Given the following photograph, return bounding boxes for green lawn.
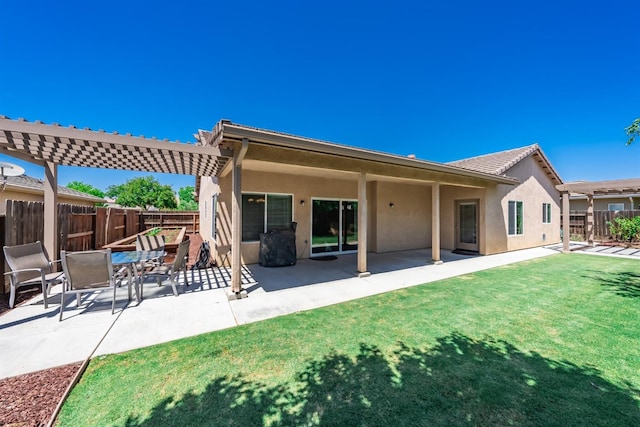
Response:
[57,254,640,426]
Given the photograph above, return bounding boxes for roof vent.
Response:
[407,154,416,159]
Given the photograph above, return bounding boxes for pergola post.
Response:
[43,161,58,262]
[432,182,442,264]
[357,172,369,277]
[230,139,249,297]
[562,192,570,253]
[586,194,594,246]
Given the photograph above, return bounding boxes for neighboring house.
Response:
[0,174,104,214]
[197,121,563,266]
[569,192,640,211]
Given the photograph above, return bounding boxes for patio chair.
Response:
[3,241,64,309]
[139,239,190,298]
[136,234,165,268]
[59,248,122,321]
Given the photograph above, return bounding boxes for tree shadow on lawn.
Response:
[582,270,640,298]
[124,333,640,427]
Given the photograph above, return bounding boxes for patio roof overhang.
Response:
[0,116,233,175]
[208,121,519,186]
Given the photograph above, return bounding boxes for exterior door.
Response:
[456,200,479,252]
[311,199,358,255]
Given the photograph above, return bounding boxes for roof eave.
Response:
[221,122,519,185]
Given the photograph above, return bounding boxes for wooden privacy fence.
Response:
[2,200,199,293]
[564,210,640,240]
[141,211,199,233]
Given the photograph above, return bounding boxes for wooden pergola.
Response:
[556,178,640,250]
[0,115,232,266]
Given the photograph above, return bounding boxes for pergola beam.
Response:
[557,178,640,250]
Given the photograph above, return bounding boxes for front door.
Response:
[456,200,479,252]
[311,199,358,255]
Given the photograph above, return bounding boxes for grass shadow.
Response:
[582,270,640,298]
[122,333,640,426]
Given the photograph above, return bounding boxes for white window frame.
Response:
[508,200,524,236]
[542,202,551,224]
[608,203,624,211]
[241,192,294,242]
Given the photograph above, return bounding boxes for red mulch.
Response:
[0,362,82,427]
[0,234,205,426]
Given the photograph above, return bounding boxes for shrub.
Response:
[607,216,640,242]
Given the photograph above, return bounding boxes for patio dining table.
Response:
[111,250,164,302]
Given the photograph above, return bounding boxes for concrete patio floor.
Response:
[0,246,558,379]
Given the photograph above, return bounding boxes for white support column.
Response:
[43,162,58,262]
[357,172,369,277]
[586,194,594,246]
[432,182,442,264]
[230,139,248,298]
[562,192,570,253]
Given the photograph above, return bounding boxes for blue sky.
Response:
[1,0,639,192]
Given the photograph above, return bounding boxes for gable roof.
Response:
[4,175,105,202]
[447,143,563,186]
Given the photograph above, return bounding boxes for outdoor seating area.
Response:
[3,238,190,322]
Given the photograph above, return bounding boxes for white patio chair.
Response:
[3,241,64,309]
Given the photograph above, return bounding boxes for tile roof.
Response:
[447,143,563,185]
[447,144,540,175]
[5,175,105,202]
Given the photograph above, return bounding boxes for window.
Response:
[211,194,218,239]
[508,201,523,235]
[542,203,551,224]
[242,193,293,241]
[608,203,624,211]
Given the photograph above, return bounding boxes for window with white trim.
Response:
[242,193,293,241]
[508,200,523,235]
[608,203,624,211]
[542,203,551,224]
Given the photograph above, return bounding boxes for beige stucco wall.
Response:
[485,156,561,253]
[199,169,437,264]
[203,169,360,265]
[370,181,431,253]
[198,151,562,263]
[570,196,640,211]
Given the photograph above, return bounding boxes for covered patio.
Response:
[1,116,521,297]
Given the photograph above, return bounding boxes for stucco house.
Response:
[197,121,563,279]
[1,174,104,214]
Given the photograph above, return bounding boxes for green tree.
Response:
[625,118,640,145]
[66,181,105,198]
[105,176,177,209]
[177,186,198,210]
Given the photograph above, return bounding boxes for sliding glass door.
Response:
[311,199,358,255]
